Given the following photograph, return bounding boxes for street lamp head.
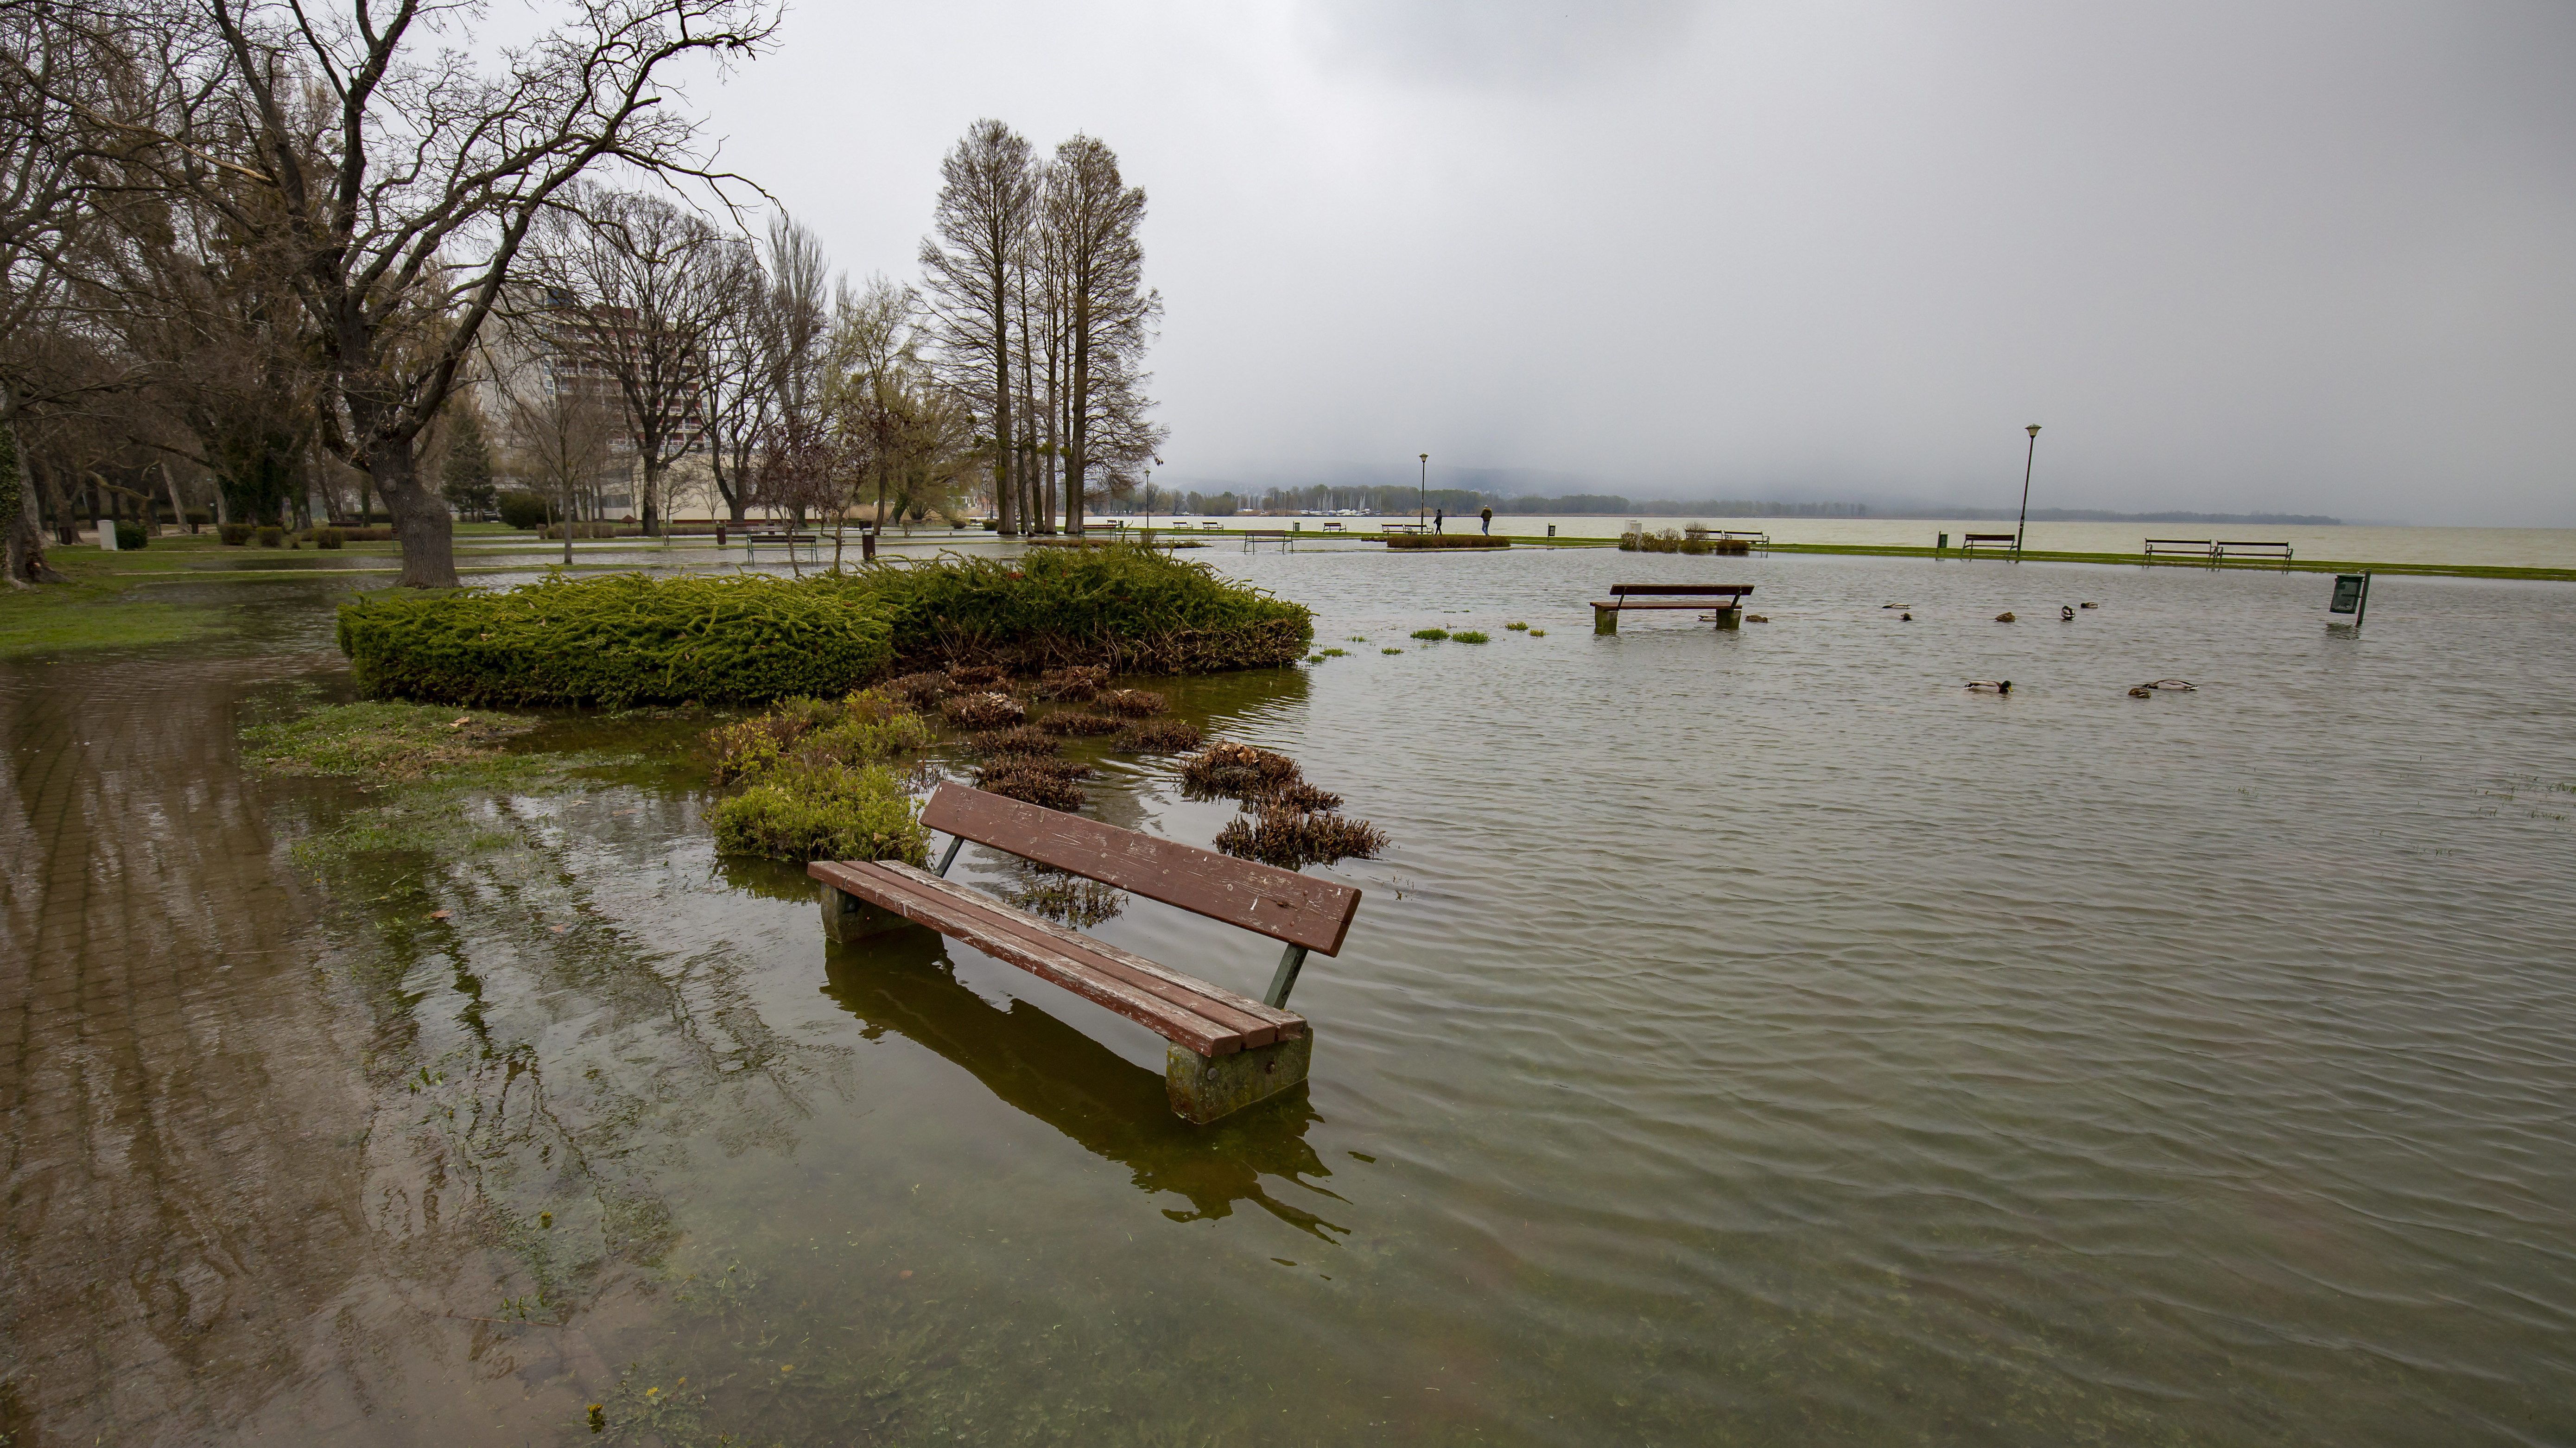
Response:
[2026,425,2042,437]
[1419,453,1428,462]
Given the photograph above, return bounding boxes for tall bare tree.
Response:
[1039,135,1159,534]
[920,120,1035,535]
[698,234,772,523]
[515,184,739,536]
[486,349,616,566]
[141,0,775,585]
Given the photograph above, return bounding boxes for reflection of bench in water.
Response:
[811,782,1363,1123]
[816,933,1344,1234]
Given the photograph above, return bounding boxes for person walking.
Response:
[1434,508,1444,534]
[1479,506,1493,536]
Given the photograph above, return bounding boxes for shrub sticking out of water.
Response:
[940,691,1025,730]
[1269,781,1343,812]
[1382,647,1403,655]
[707,689,933,785]
[1093,687,1169,718]
[1031,665,1107,700]
[1180,742,1305,803]
[882,671,955,708]
[1526,629,1546,637]
[1505,622,1529,631]
[1037,710,1124,736]
[337,573,897,707]
[1452,630,1490,644]
[974,762,1087,812]
[1410,628,1449,641]
[1305,654,1326,664]
[946,664,1008,689]
[1113,718,1203,753]
[711,761,926,864]
[1214,807,1389,870]
[1320,647,1348,657]
[814,543,1313,673]
[960,724,1061,760]
[1345,635,1367,642]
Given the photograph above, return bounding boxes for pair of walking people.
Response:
[1431,507,1497,535]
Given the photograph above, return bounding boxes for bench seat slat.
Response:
[811,860,1252,1055]
[1607,584,1753,597]
[875,863,1303,1037]
[921,784,1360,955]
[1589,600,1746,609]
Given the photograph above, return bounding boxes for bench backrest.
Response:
[1609,584,1753,598]
[920,782,1362,955]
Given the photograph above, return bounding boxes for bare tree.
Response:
[514,184,738,536]
[1042,135,1162,533]
[140,0,776,586]
[486,348,616,566]
[920,120,1035,535]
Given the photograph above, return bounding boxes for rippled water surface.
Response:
[4,553,2574,1445]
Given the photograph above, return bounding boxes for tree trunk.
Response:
[1068,292,1090,537]
[3,422,61,585]
[371,437,461,587]
[641,457,661,536]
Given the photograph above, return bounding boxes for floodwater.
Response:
[4,551,2574,1444]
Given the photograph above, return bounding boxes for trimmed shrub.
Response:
[974,761,1086,812]
[882,671,954,708]
[1214,808,1388,869]
[256,525,284,547]
[816,544,1311,673]
[940,691,1025,730]
[1180,742,1303,803]
[1113,718,1202,753]
[113,521,148,550]
[1093,687,1168,718]
[1384,533,1507,550]
[314,528,344,549]
[1037,710,1123,737]
[496,492,552,530]
[961,724,1060,760]
[711,761,926,864]
[1031,665,1106,700]
[218,523,253,546]
[338,572,895,707]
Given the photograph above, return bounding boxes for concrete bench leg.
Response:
[1166,1032,1312,1124]
[819,882,918,944]
[1594,605,1619,634]
[1713,606,1740,630]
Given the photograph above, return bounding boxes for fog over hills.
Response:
[711,1,2576,528]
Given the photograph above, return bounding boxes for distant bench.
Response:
[1591,583,1755,633]
[809,782,1361,1124]
[2144,538,2295,567]
[1961,532,2020,555]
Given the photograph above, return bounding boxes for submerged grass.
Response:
[242,701,545,781]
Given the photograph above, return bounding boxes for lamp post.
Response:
[1418,452,1428,531]
[2015,424,2041,556]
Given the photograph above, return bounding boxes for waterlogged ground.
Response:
[4,553,2575,1444]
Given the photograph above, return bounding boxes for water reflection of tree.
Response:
[309,787,858,1320]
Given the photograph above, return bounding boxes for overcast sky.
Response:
[670,0,2576,523]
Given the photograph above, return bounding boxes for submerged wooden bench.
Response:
[1591,583,1755,633]
[809,782,1362,1124]
[1961,532,2021,555]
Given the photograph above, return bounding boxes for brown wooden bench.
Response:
[2214,540,2293,567]
[808,782,1361,1124]
[1961,532,2021,555]
[1591,583,1755,633]
[2143,537,2216,563]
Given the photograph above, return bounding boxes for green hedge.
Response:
[819,544,1312,672]
[338,573,895,706]
[335,548,1308,707]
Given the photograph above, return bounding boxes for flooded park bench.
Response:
[809,782,1362,1124]
[1961,532,2021,555]
[1591,583,1755,633]
[2144,537,2217,563]
[2214,540,2295,567]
